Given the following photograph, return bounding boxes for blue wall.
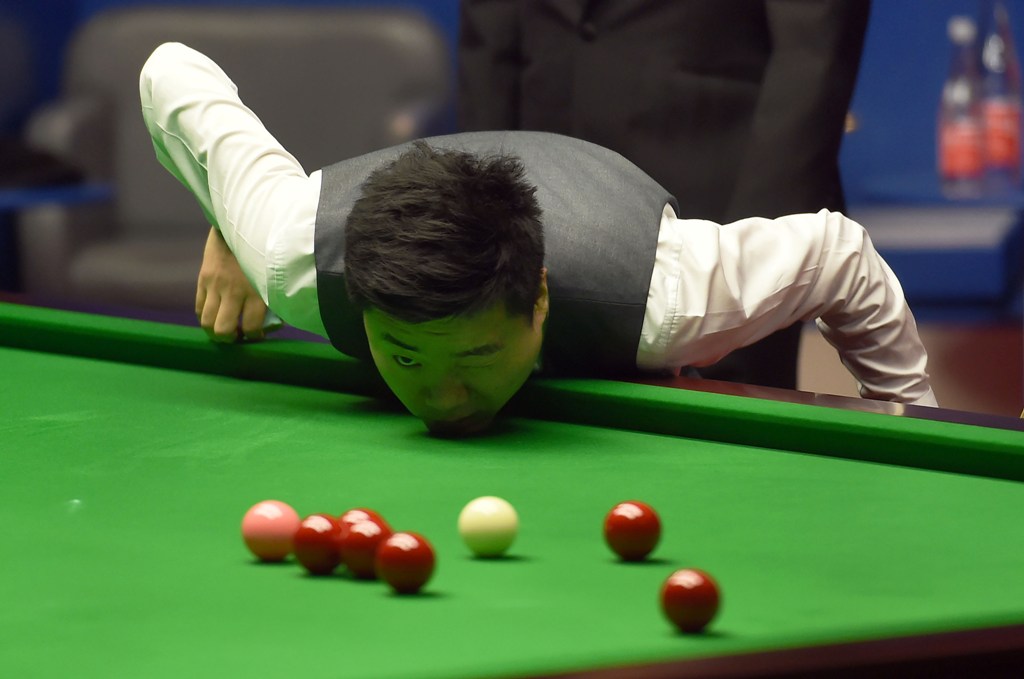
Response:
[5,0,1024,205]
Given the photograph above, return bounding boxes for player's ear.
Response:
[534,268,550,322]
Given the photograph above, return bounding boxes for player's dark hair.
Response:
[344,141,544,323]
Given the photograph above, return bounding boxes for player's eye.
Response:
[393,355,420,368]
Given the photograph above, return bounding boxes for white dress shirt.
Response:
[140,42,937,406]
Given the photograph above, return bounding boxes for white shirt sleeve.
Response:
[139,42,326,337]
[638,205,938,406]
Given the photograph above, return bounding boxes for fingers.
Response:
[240,296,269,341]
[197,288,235,343]
[196,285,271,343]
[196,256,228,342]
[195,281,207,320]
[213,289,247,342]
[195,276,245,343]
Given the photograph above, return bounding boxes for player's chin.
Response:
[425,414,495,438]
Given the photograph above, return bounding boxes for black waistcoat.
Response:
[314,131,675,376]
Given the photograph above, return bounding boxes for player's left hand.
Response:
[195,226,274,343]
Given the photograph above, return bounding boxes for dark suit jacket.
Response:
[458,0,871,389]
[458,0,870,222]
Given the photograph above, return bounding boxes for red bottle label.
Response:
[983,100,1022,169]
[940,120,985,178]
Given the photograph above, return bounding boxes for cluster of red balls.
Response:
[604,500,721,634]
[241,500,435,594]
[242,497,721,633]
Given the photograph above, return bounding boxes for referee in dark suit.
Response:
[458,0,871,389]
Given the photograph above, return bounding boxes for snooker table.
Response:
[2,301,1024,679]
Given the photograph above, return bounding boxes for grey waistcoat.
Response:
[314,131,676,377]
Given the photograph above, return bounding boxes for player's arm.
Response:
[657,209,936,406]
[140,43,244,256]
[140,42,314,340]
[808,218,936,406]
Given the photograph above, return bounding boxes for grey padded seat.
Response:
[17,6,450,311]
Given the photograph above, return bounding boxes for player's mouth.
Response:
[426,413,493,437]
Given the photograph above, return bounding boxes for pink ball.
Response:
[241,500,301,562]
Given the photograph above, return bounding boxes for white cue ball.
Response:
[458,496,519,557]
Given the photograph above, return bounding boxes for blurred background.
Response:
[0,0,1021,416]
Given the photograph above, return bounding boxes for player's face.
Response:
[363,283,549,437]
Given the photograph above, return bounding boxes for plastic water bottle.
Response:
[981,0,1022,192]
[939,16,985,199]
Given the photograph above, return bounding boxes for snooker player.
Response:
[140,42,937,436]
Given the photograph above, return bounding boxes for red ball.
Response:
[293,514,344,576]
[375,532,436,594]
[339,517,393,579]
[338,507,391,532]
[660,568,721,633]
[603,500,661,561]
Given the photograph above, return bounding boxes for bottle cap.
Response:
[949,16,977,44]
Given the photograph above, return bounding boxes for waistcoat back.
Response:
[315,131,675,376]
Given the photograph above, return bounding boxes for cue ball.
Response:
[241,499,301,562]
[660,568,721,634]
[458,496,519,557]
[603,500,661,561]
[376,531,436,594]
[293,513,345,576]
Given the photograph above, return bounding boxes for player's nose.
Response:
[423,374,470,411]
